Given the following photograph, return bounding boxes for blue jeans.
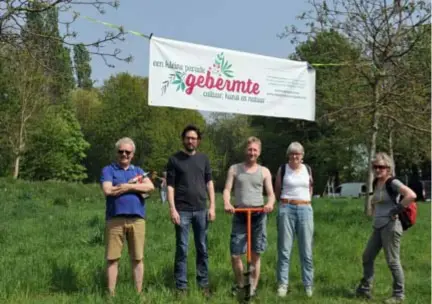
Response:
[277,203,314,287]
[174,210,209,289]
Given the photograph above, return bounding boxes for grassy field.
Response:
[0,178,430,304]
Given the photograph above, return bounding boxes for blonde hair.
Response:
[246,136,261,148]
[286,141,304,157]
[372,152,394,175]
[115,137,136,153]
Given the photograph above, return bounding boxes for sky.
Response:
[65,0,309,86]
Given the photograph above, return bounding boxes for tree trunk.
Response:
[13,113,26,179]
[13,155,20,179]
[365,83,380,215]
[389,128,395,176]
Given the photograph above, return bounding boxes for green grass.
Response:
[0,178,430,304]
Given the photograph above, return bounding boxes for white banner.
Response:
[148,36,316,121]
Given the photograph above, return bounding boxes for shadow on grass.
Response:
[87,215,105,246]
[88,230,104,246]
[146,264,176,290]
[92,265,107,296]
[320,285,358,300]
[50,262,79,294]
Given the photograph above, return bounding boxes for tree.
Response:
[24,5,76,103]
[1,0,131,67]
[280,0,431,212]
[70,88,101,132]
[0,48,48,179]
[20,103,90,182]
[73,43,93,89]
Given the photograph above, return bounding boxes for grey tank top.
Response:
[233,163,264,207]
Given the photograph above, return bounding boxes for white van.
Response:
[330,182,367,198]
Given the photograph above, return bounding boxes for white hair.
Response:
[115,137,136,152]
[286,141,304,156]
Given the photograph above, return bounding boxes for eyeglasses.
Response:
[118,150,132,155]
[185,136,198,141]
[373,165,388,170]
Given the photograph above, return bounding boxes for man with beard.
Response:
[166,125,216,297]
[100,137,155,297]
[223,136,275,298]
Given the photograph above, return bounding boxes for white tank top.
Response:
[280,164,311,201]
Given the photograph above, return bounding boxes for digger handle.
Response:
[233,207,265,213]
[233,207,265,264]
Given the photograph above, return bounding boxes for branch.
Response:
[1,0,130,68]
[13,1,65,13]
[381,113,431,133]
[318,103,373,120]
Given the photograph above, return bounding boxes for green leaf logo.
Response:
[161,71,186,95]
[214,52,234,78]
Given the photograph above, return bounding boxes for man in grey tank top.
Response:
[223,136,275,298]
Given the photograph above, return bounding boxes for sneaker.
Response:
[250,287,257,297]
[231,284,242,296]
[277,284,288,297]
[355,285,372,299]
[384,297,404,304]
[305,286,313,297]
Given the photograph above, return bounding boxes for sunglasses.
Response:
[118,150,132,155]
[373,165,388,170]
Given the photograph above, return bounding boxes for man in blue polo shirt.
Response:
[100,137,154,297]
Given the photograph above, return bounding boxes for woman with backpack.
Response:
[356,152,417,304]
[274,141,314,298]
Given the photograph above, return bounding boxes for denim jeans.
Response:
[277,203,314,287]
[174,210,209,289]
[230,212,267,255]
[359,219,404,298]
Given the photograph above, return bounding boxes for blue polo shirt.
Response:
[100,163,147,220]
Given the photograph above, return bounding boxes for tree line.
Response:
[0,1,430,200]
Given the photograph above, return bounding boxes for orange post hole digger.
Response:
[233,207,265,302]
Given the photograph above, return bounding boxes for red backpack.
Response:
[372,177,417,230]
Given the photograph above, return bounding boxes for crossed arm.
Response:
[102,177,155,197]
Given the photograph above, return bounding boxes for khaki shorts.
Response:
[105,217,145,261]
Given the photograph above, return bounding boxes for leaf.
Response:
[223,60,229,70]
[226,64,232,70]
[220,57,225,69]
[181,82,186,91]
[161,80,170,95]
[224,71,234,78]
[176,85,181,92]
[172,79,181,85]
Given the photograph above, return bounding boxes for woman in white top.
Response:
[274,142,314,298]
